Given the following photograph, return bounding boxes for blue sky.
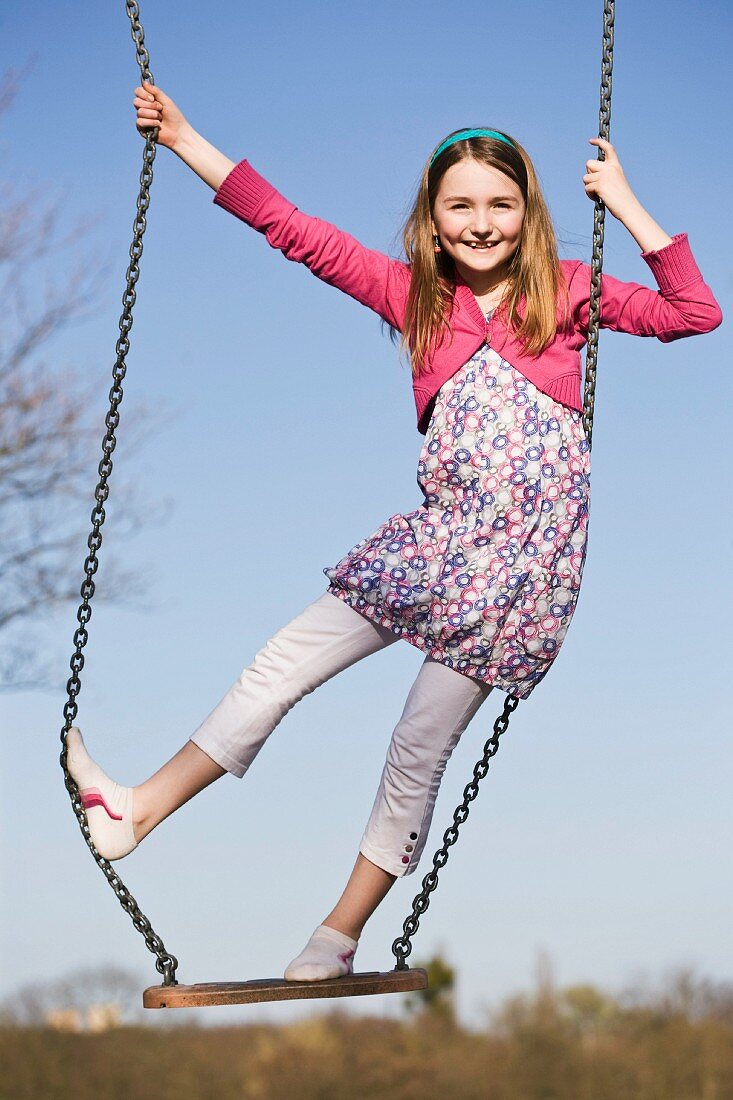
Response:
[1,0,731,1028]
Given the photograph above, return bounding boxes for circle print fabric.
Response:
[324,344,591,699]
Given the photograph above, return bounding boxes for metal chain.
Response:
[582,0,615,451]
[391,693,519,970]
[392,0,615,971]
[58,1,179,987]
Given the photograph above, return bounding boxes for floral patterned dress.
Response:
[323,313,591,698]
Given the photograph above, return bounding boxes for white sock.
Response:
[66,727,137,860]
[284,923,359,982]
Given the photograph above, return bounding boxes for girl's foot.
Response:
[66,727,138,860]
[284,923,359,982]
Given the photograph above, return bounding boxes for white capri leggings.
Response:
[190,591,494,877]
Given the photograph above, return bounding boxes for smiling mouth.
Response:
[463,242,499,250]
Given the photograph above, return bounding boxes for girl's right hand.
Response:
[133,80,189,151]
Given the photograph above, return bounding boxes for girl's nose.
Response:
[471,215,493,235]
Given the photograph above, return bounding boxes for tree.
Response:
[0,64,159,690]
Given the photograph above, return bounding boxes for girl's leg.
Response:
[322,853,396,941]
[356,655,493,878]
[284,852,395,982]
[66,592,398,860]
[134,740,226,841]
[285,656,493,981]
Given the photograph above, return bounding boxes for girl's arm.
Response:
[210,159,409,329]
[569,235,723,341]
[133,82,408,329]
[583,136,677,252]
[611,197,673,254]
[572,138,723,339]
[135,81,235,189]
[173,127,236,192]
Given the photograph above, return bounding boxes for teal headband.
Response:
[430,128,514,166]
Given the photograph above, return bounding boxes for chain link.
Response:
[392,0,615,971]
[59,2,179,987]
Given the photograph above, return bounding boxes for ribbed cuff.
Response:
[212,158,279,224]
[640,232,703,291]
[414,387,432,435]
[546,371,582,411]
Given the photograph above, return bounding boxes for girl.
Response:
[67,83,722,984]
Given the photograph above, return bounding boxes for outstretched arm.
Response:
[210,159,408,328]
[133,81,408,328]
[583,136,674,252]
[572,137,723,338]
[134,81,235,190]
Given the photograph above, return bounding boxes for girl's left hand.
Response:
[583,137,638,219]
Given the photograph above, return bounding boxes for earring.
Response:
[433,233,441,253]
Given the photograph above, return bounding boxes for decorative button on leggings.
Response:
[189,591,494,877]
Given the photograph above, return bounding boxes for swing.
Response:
[60,0,616,1009]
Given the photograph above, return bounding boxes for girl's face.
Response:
[431,159,526,291]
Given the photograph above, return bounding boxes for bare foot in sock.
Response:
[284,923,359,982]
[66,727,138,860]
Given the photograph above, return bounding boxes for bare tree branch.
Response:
[0,65,168,690]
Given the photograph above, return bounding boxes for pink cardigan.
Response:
[213,159,723,434]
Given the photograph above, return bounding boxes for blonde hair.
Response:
[392,128,572,376]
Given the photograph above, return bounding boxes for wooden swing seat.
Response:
[143,967,429,1008]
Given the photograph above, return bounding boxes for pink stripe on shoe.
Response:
[337,949,355,972]
[80,786,123,821]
